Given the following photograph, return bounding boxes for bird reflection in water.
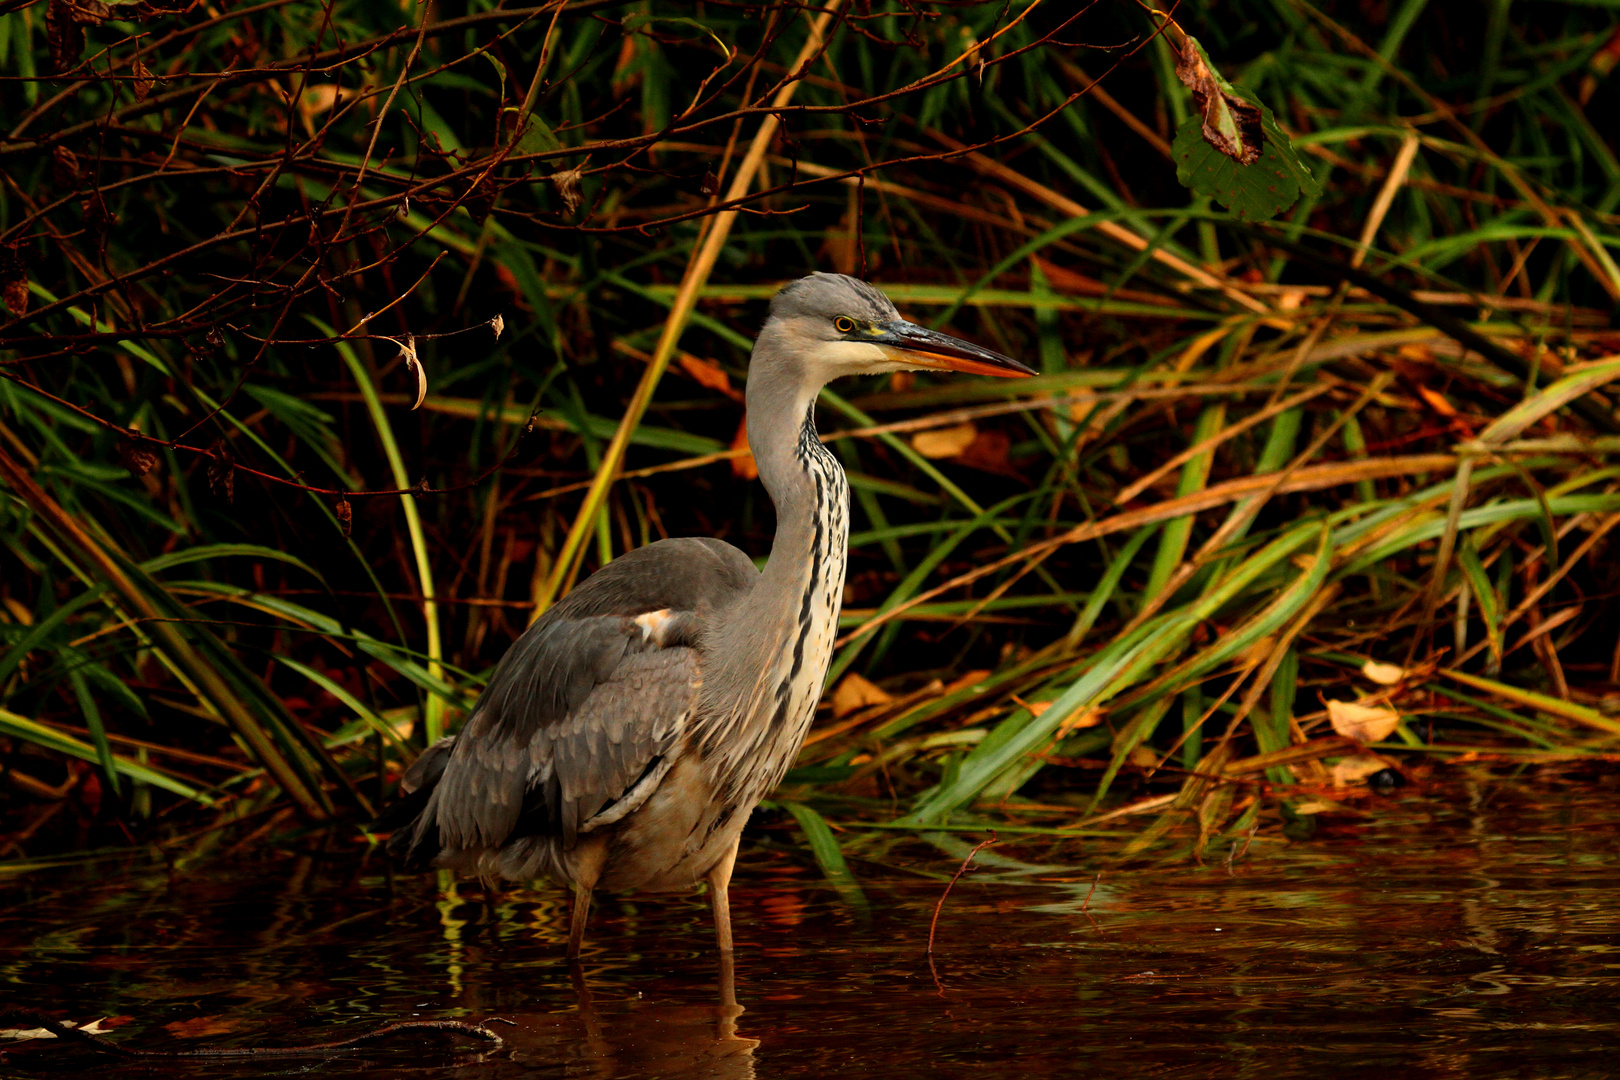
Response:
[462,956,758,1078]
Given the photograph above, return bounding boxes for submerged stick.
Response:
[0,1013,503,1058]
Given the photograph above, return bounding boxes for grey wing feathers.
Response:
[547,647,703,840]
[388,537,756,865]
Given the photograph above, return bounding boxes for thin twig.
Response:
[926,832,998,955]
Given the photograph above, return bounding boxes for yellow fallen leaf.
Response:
[1056,705,1102,735]
[1126,744,1158,768]
[1415,384,1458,417]
[1329,752,1391,787]
[831,672,892,718]
[1327,699,1400,744]
[676,353,735,396]
[1361,660,1407,685]
[1238,635,1276,666]
[943,669,992,695]
[911,422,978,459]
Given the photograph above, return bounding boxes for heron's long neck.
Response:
[705,371,849,770]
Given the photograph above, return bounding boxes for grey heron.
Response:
[377,273,1034,957]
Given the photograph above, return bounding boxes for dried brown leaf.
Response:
[335,497,352,538]
[45,4,84,73]
[44,0,110,73]
[832,671,893,718]
[1361,660,1407,686]
[80,191,113,234]
[911,421,978,459]
[1175,38,1262,166]
[0,244,27,316]
[132,59,154,101]
[1055,705,1102,735]
[1329,752,1393,788]
[676,353,734,397]
[51,146,81,187]
[943,669,991,695]
[206,437,235,502]
[1327,699,1400,744]
[119,439,159,478]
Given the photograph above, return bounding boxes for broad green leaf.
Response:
[1171,42,1322,223]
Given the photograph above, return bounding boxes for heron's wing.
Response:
[391,537,757,863]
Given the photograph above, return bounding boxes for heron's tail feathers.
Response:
[371,735,457,869]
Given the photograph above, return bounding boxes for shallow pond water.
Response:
[2,768,1618,1079]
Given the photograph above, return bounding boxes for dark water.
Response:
[3,768,1618,1078]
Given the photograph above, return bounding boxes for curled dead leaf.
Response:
[119,438,158,478]
[489,313,505,340]
[334,497,352,538]
[132,59,154,101]
[2,1016,123,1042]
[676,353,736,398]
[205,437,235,503]
[80,190,113,235]
[45,0,111,74]
[1327,699,1400,744]
[832,671,893,718]
[0,243,27,316]
[1237,635,1277,667]
[51,146,81,187]
[1175,37,1262,165]
[1056,705,1102,736]
[911,422,978,459]
[943,669,991,695]
[1126,744,1159,769]
[1361,660,1407,686]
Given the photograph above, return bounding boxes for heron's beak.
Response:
[869,320,1036,378]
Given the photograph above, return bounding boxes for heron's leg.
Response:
[567,885,594,959]
[706,834,741,953]
[566,836,608,960]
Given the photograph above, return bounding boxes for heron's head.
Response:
[762,272,1035,382]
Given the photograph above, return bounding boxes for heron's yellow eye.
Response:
[833,316,856,334]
